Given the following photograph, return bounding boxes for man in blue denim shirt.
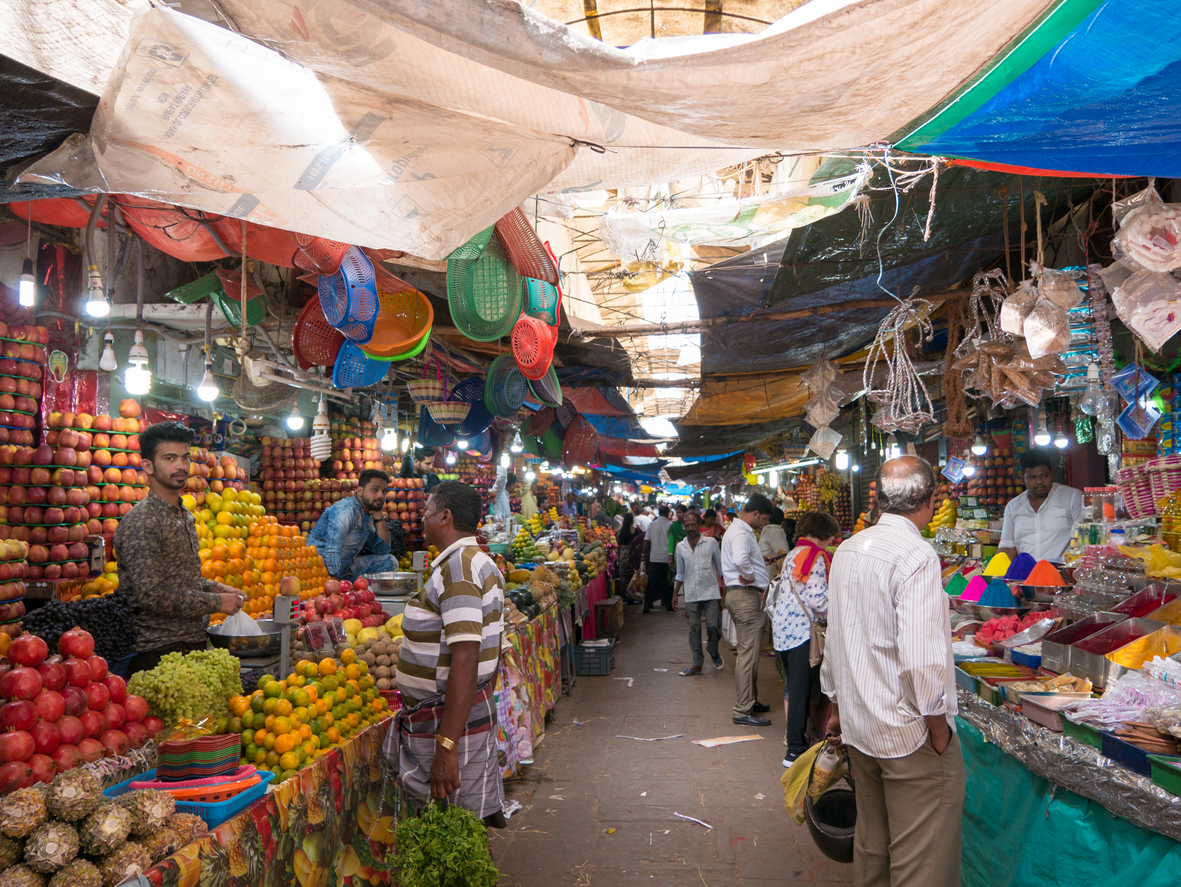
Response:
[307,469,397,580]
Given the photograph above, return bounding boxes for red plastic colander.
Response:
[293,295,345,370]
[563,414,599,467]
[294,233,349,275]
[510,314,558,380]
[495,209,558,285]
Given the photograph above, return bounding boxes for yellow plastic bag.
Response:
[780,742,822,825]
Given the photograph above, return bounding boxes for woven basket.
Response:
[407,359,447,404]
[426,401,471,426]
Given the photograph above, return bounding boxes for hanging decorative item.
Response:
[800,357,841,430]
[862,297,936,435]
[1111,182,1181,273]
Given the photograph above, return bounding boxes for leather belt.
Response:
[726,585,761,591]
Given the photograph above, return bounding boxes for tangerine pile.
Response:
[226,656,389,783]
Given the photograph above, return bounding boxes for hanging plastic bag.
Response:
[215,609,261,636]
[1113,270,1181,352]
[1038,267,1084,309]
[1022,298,1070,360]
[1112,185,1181,272]
[780,741,823,825]
[999,281,1038,336]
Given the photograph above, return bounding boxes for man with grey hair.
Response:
[821,456,964,887]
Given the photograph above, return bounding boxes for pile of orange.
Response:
[226,657,389,783]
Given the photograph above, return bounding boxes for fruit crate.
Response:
[593,597,624,640]
[104,767,274,827]
[574,638,616,676]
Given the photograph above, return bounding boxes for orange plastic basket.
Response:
[495,209,558,285]
[563,414,599,466]
[294,233,349,275]
[293,295,345,370]
[511,314,556,380]
[361,268,434,357]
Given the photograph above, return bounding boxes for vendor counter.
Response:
[959,690,1181,887]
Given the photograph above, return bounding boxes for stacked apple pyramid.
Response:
[258,436,327,529]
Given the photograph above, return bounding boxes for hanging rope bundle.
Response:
[863,297,936,435]
[954,269,1011,359]
[942,297,974,440]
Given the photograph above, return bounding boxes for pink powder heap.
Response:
[959,575,989,603]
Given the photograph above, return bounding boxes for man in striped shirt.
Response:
[392,481,506,823]
[822,456,964,886]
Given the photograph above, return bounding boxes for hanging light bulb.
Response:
[851,464,860,473]
[971,435,988,456]
[510,431,523,453]
[381,428,398,451]
[85,265,109,317]
[768,470,779,488]
[886,434,901,459]
[963,462,977,477]
[500,452,511,468]
[526,469,537,481]
[18,258,35,308]
[456,438,468,450]
[286,404,304,431]
[197,358,218,402]
[1054,425,1069,449]
[401,435,410,452]
[835,450,849,470]
[1034,413,1051,447]
[445,450,457,465]
[1079,363,1106,416]
[98,332,118,373]
[312,396,330,435]
[124,363,151,396]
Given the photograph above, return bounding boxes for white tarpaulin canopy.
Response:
[11,0,1058,258]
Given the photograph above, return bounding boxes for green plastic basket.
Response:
[213,289,266,329]
[483,354,529,417]
[361,327,432,362]
[539,427,565,458]
[166,271,223,305]
[447,231,522,341]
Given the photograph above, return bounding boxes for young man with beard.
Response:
[307,468,397,580]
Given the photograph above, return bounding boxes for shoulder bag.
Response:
[789,584,826,668]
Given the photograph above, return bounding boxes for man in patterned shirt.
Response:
[389,481,506,825]
[115,422,243,677]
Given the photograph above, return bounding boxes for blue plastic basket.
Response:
[449,377,495,438]
[333,341,390,389]
[484,355,529,417]
[318,247,378,341]
[104,767,275,828]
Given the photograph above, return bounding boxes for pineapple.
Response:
[23,822,80,874]
[1,787,49,838]
[49,858,102,887]
[78,804,132,857]
[116,790,175,838]
[198,839,230,887]
[139,826,180,865]
[46,771,102,823]
[5,863,47,887]
[97,841,150,887]
[164,813,207,847]
[224,816,263,882]
[0,831,24,867]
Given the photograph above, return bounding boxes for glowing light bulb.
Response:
[196,360,218,402]
[286,405,304,431]
[85,266,109,318]
[381,429,397,451]
[1034,418,1051,447]
[401,436,410,452]
[510,432,523,453]
[1054,428,1069,449]
[18,258,35,308]
[963,463,977,477]
[446,451,457,465]
[526,469,536,480]
[456,438,468,450]
[500,452,510,468]
[971,435,988,456]
[124,364,151,396]
[835,450,849,470]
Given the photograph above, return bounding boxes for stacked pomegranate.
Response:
[258,437,324,529]
[386,478,424,538]
[329,433,383,483]
[0,324,48,449]
[298,578,384,627]
[0,628,159,794]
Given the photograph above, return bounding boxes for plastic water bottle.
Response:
[809,742,840,798]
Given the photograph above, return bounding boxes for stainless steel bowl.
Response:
[207,620,283,658]
[952,599,1035,621]
[366,572,419,596]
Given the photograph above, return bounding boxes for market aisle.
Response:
[492,608,853,886]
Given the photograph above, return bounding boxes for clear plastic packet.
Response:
[1113,270,1181,352]
[216,610,262,636]
[1111,363,1160,402]
[1118,397,1163,440]
[999,281,1038,336]
[1112,185,1181,272]
[1097,260,1134,294]
[1022,297,1070,359]
[1039,267,1084,309]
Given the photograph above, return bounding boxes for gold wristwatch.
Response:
[435,733,456,752]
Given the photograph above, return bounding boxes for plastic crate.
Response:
[1099,731,1152,776]
[574,639,616,676]
[165,271,222,304]
[1148,754,1181,795]
[104,766,274,828]
[1063,717,1104,750]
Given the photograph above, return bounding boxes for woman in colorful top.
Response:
[772,510,841,765]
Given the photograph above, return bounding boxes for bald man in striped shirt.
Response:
[822,456,964,887]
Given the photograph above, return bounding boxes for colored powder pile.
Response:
[945,573,969,597]
[1003,552,1038,582]
[978,579,1017,608]
[959,575,988,603]
[983,552,1012,577]
[1024,560,1067,586]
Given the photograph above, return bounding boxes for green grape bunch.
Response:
[127,648,244,726]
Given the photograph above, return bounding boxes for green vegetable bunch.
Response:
[393,802,499,887]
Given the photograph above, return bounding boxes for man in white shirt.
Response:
[636,505,654,532]
[674,510,724,676]
[642,505,674,613]
[758,507,791,580]
[822,456,964,887]
[998,449,1085,563]
[721,493,774,727]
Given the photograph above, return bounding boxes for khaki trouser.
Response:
[724,587,765,717]
[846,733,966,887]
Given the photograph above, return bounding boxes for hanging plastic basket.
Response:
[407,358,447,403]
[524,277,562,327]
[318,246,378,339]
[522,406,554,436]
[361,267,434,356]
[213,270,266,329]
[293,295,346,370]
[495,209,558,285]
[426,401,470,426]
[449,377,496,437]
[563,414,600,466]
[362,327,432,363]
[554,402,578,431]
[332,341,390,389]
[417,406,455,448]
[447,230,522,341]
[539,427,565,459]
[294,233,350,275]
[511,314,557,380]
[484,354,530,417]
[528,363,563,408]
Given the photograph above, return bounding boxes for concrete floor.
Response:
[492,606,854,886]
